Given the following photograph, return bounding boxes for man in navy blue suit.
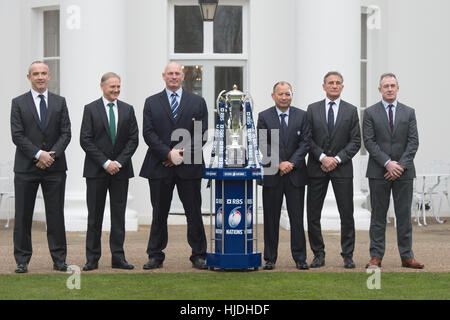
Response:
[257,81,311,271]
[140,62,208,270]
[10,61,71,273]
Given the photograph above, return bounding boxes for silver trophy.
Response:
[217,85,252,168]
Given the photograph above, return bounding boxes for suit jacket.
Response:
[257,106,311,187]
[139,89,208,180]
[80,98,139,179]
[10,91,71,173]
[307,99,361,178]
[363,101,419,180]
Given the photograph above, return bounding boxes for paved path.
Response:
[0,219,449,274]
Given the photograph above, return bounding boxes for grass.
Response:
[0,272,449,300]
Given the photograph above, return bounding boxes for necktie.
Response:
[388,104,394,131]
[171,93,179,119]
[108,103,116,145]
[328,101,335,135]
[38,94,47,129]
[280,113,288,144]
[279,113,288,161]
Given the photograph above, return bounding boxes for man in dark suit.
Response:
[363,73,424,269]
[80,72,138,271]
[306,71,361,269]
[10,61,71,273]
[257,81,311,270]
[140,62,208,270]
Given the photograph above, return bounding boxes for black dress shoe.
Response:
[191,258,207,270]
[310,255,325,268]
[83,262,99,271]
[53,262,70,272]
[296,261,309,270]
[143,258,163,270]
[15,263,28,274]
[343,257,356,269]
[112,260,134,270]
[263,261,275,270]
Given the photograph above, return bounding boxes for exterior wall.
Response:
[363,0,450,173]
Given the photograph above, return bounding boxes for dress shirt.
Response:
[31,89,48,160]
[382,99,398,124]
[165,87,183,106]
[102,96,118,133]
[275,106,290,126]
[102,96,121,170]
[319,98,342,163]
[325,97,340,124]
[381,99,398,167]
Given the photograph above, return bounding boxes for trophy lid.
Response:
[226,84,244,100]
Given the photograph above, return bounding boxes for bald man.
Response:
[11,61,71,273]
[140,62,209,270]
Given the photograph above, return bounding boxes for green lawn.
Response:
[0,272,449,300]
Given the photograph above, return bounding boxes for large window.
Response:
[170,0,248,111]
[169,0,248,214]
[43,10,60,94]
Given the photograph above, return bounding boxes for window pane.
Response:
[215,67,243,100]
[45,59,60,94]
[214,6,242,54]
[175,6,203,53]
[182,65,203,96]
[44,10,60,57]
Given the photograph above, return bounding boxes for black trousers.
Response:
[368,178,414,260]
[13,171,67,265]
[307,176,355,258]
[146,177,206,262]
[85,177,129,264]
[262,176,307,263]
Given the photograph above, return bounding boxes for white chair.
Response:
[412,176,428,226]
[428,160,450,223]
[0,161,15,228]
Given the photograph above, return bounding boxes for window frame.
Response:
[31,4,61,94]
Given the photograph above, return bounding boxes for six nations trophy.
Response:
[204,85,263,270]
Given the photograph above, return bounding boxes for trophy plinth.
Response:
[204,85,262,270]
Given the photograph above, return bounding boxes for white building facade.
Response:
[1,0,449,231]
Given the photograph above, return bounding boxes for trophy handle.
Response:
[243,91,254,109]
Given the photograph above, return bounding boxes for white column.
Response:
[281,0,370,230]
[60,0,137,231]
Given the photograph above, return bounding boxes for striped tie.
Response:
[171,93,179,119]
[388,104,394,131]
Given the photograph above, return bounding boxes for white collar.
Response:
[31,89,48,100]
[382,100,398,109]
[275,106,290,116]
[166,87,183,99]
[326,97,341,107]
[102,96,117,107]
